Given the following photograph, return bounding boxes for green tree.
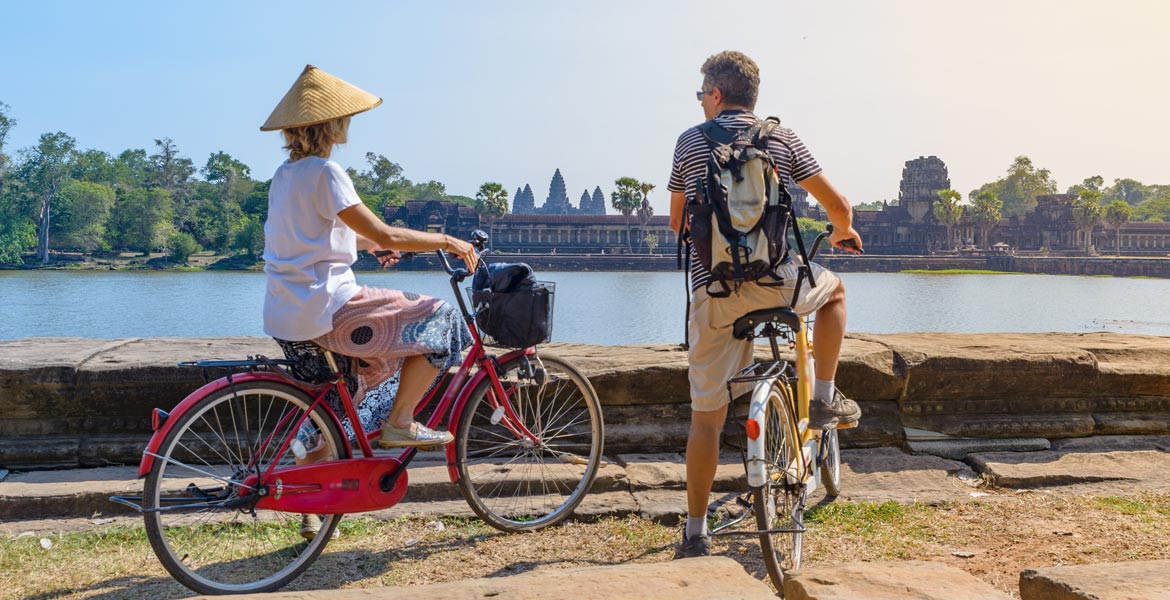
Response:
[932,189,963,251]
[1065,175,1104,197]
[1072,189,1104,256]
[54,180,114,251]
[0,101,15,190]
[969,190,1003,249]
[202,151,252,184]
[113,149,152,187]
[1103,200,1132,257]
[168,231,202,264]
[231,215,265,257]
[975,156,1058,217]
[474,182,508,249]
[0,196,35,264]
[1132,193,1170,222]
[107,187,175,252]
[18,132,77,262]
[1104,178,1147,205]
[611,176,641,253]
[853,200,885,211]
[149,138,196,193]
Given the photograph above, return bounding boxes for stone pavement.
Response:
[4,436,1170,535]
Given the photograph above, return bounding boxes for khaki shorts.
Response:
[687,259,841,412]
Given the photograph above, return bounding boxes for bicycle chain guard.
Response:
[248,457,409,514]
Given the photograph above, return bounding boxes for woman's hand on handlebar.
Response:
[444,235,479,273]
[830,225,864,253]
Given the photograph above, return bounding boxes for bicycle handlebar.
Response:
[808,223,862,261]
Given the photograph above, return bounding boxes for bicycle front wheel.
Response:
[754,380,805,589]
[820,427,842,497]
[143,380,346,595]
[456,352,604,532]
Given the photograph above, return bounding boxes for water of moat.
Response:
[2,270,1169,343]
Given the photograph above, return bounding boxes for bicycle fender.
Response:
[443,347,536,482]
[745,381,773,488]
[135,372,338,477]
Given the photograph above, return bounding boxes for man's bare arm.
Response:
[799,173,863,252]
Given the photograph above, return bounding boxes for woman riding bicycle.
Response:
[259,65,479,458]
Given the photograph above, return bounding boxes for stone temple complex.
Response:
[388,157,1170,256]
[511,169,606,216]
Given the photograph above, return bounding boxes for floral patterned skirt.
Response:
[279,286,471,441]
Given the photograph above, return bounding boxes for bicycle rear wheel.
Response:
[143,380,346,595]
[754,380,805,590]
[455,352,604,532]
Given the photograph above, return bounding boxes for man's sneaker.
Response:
[674,530,711,559]
[809,390,861,430]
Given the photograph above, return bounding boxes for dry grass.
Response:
[2,493,1168,599]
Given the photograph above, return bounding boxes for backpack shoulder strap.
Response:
[698,119,736,147]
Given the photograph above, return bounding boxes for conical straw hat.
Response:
[260,65,382,131]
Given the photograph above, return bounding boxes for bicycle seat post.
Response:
[322,350,341,378]
[763,324,783,363]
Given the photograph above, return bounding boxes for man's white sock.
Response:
[814,379,835,406]
[685,515,708,539]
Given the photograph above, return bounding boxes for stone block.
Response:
[908,437,1050,460]
[840,400,904,448]
[784,560,1013,599]
[968,443,1170,489]
[1020,560,1170,600]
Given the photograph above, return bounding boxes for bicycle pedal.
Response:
[736,492,754,508]
[835,420,860,430]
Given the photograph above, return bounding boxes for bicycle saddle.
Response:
[732,307,802,339]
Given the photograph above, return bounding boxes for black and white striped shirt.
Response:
[668,110,822,292]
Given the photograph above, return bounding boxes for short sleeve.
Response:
[782,128,823,183]
[317,161,363,220]
[667,134,688,193]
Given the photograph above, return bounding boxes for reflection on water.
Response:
[2,270,1169,343]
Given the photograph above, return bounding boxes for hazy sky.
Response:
[2,1,1167,213]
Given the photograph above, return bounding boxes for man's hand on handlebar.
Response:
[829,224,864,253]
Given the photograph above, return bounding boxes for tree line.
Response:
[0,101,488,266]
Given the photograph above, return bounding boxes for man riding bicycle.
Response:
[668,51,863,558]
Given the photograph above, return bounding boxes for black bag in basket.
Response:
[471,263,553,348]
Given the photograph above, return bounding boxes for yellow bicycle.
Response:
[711,226,850,590]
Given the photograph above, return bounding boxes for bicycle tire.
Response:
[143,380,346,595]
[820,427,842,497]
[755,380,805,590]
[455,352,604,532]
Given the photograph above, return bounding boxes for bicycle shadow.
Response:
[22,531,513,600]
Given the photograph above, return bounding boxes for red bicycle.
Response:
[112,234,604,595]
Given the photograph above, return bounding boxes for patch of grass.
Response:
[1094,496,1151,515]
[900,269,1016,275]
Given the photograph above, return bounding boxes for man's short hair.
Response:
[700,51,760,109]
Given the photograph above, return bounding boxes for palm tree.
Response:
[1072,189,1104,256]
[1103,199,1132,257]
[969,190,1003,249]
[611,177,641,253]
[474,182,509,250]
[933,189,963,251]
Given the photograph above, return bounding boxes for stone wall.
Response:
[1,333,1168,470]
[370,253,1170,278]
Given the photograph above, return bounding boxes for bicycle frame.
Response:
[129,247,542,515]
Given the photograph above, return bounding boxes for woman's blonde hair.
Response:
[281,116,350,161]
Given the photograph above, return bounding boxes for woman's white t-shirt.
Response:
[262,156,363,341]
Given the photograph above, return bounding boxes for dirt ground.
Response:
[2,492,1168,599]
